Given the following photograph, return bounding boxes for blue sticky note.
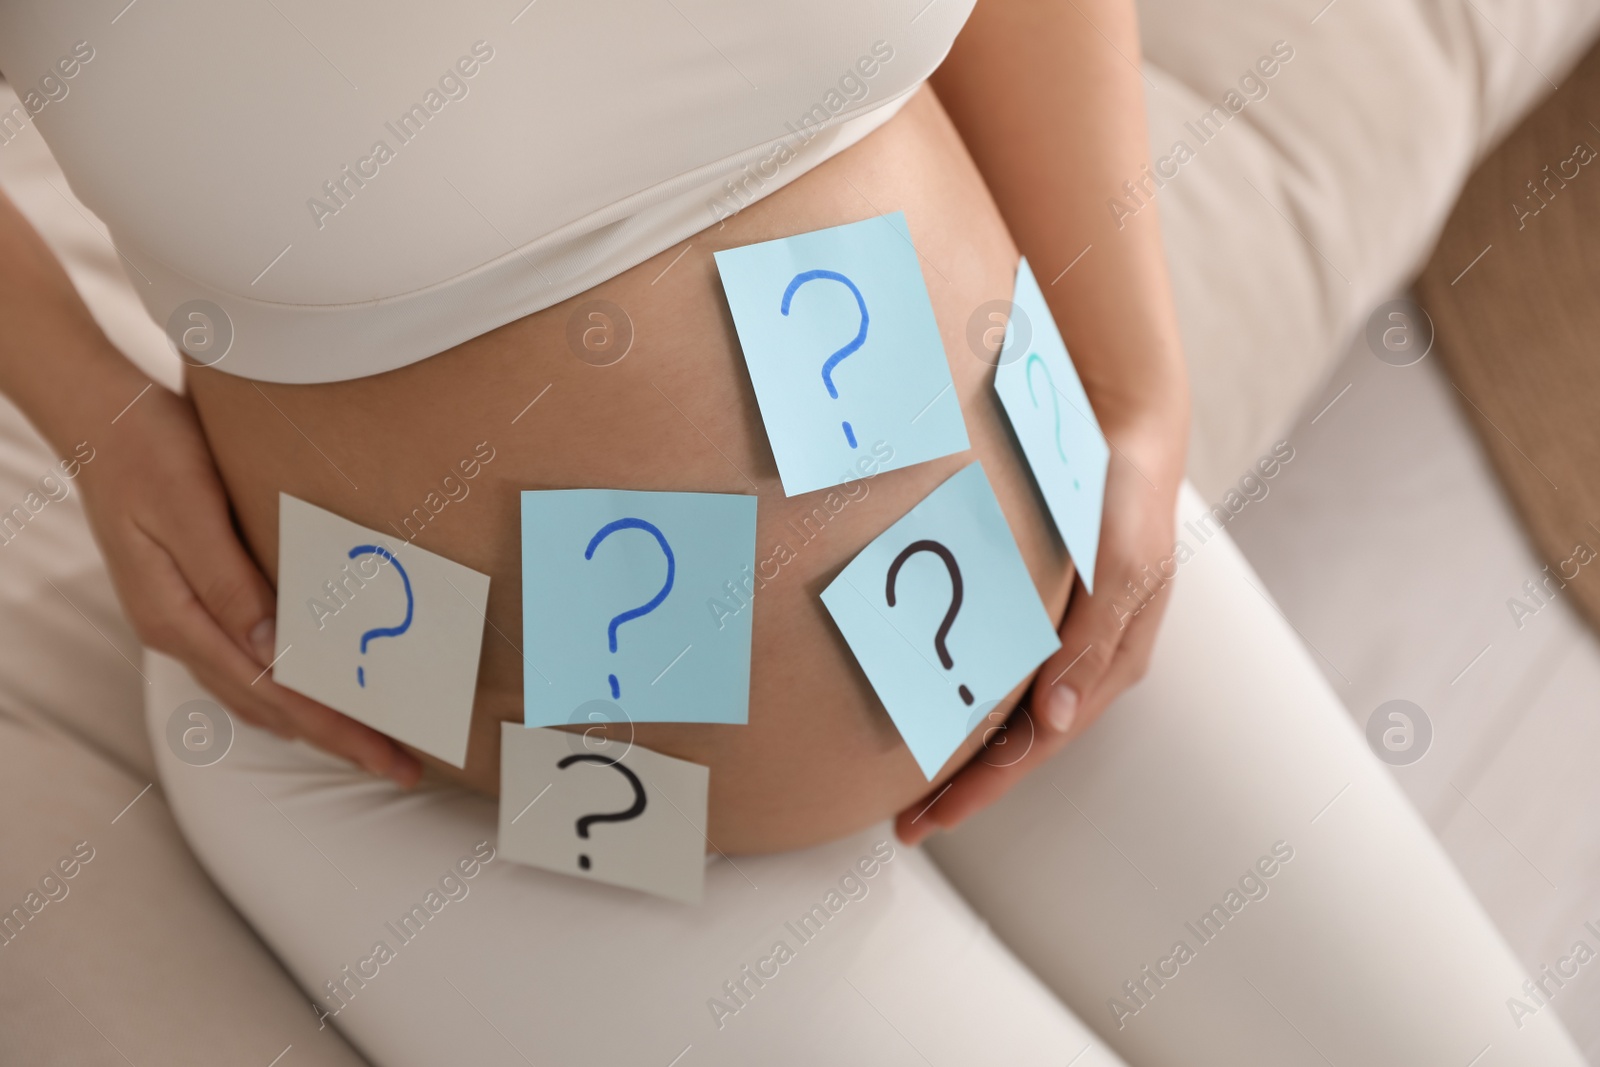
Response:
[819,463,1061,779]
[714,212,971,497]
[992,258,1111,592]
[521,489,757,726]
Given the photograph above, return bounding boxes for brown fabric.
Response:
[1416,42,1600,634]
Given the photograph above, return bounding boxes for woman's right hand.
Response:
[78,375,423,786]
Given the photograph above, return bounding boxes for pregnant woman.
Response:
[0,1,1582,1064]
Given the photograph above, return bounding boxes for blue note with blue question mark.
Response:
[714,212,970,497]
[992,257,1110,592]
[819,463,1061,779]
[521,488,757,727]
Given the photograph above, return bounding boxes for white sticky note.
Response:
[273,494,489,767]
[498,723,709,904]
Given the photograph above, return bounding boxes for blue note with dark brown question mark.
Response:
[820,463,1060,779]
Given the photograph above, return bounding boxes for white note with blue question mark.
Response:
[992,257,1110,592]
[273,494,490,767]
[498,723,709,904]
[714,212,971,497]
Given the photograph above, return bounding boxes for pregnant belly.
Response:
[188,88,1073,854]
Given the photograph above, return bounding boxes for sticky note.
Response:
[273,494,489,767]
[521,489,757,727]
[820,463,1060,779]
[993,257,1110,591]
[498,723,709,904]
[714,212,971,496]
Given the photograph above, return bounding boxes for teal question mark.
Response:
[1025,354,1079,490]
[349,545,413,687]
[781,269,868,448]
[584,518,675,700]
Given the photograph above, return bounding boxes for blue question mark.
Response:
[348,545,414,687]
[781,269,868,448]
[1025,354,1079,490]
[584,518,675,700]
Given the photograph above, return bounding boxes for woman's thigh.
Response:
[928,483,1583,1066]
[145,652,1124,1067]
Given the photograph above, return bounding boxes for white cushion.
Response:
[1136,0,1600,491]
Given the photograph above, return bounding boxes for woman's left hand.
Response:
[896,410,1186,846]
[907,0,1193,846]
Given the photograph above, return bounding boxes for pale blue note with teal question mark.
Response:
[714,212,971,497]
[521,489,757,727]
[992,257,1110,592]
[819,463,1061,779]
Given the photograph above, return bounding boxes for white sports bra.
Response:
[0,1,974,383]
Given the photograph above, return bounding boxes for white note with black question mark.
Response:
[273,494,490,767]
[498,723,710,904]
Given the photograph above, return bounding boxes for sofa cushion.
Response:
[0,699,371,1065]
[1135,0,1600,492]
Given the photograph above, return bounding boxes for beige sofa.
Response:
[3,0,1599,1061]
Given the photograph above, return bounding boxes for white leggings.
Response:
[146,485,1584,1067]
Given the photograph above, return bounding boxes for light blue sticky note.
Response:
[521,489,757,727]
[819,463,1061,779]
[714,212,971,497]
[992,257,1111,592]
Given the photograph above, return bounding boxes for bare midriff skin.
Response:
[188,88,1073,854]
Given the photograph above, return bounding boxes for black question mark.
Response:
[556,754,648,870]
[885,539,974,706]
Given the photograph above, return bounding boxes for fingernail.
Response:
[359,751,395,782]
[364,749,421,789]
[1045,685,1079,733]
[248,619,276,668]
[390,756,423,789]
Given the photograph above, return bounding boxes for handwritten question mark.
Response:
[781,269,868,448]
[1025,354,1079,490]
[557,753,647,870]
[348,545,413,687]
[885,539,973,706]
[584,518,675,700]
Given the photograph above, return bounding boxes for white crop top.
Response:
[0,1,975,383]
